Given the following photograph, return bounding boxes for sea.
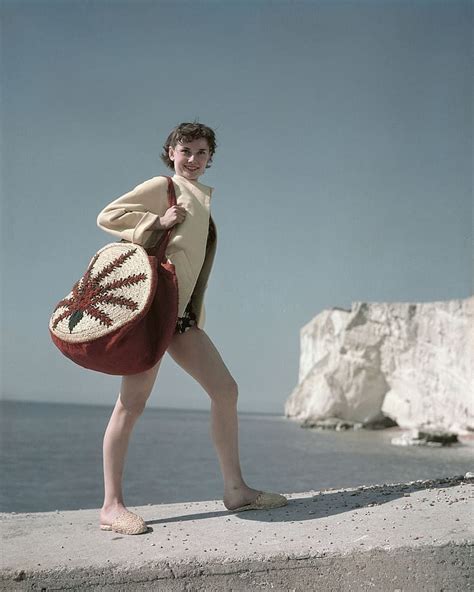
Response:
[1,400,472,514]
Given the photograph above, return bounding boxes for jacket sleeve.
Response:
[96,176,170,246]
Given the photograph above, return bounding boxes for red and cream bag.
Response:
[49,176,178,375]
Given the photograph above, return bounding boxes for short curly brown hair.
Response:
[160,122,217,170]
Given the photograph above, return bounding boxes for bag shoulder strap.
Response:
[147,176,176,259]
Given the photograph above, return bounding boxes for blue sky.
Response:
[1,0,472,413]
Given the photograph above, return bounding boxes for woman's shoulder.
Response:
[134,175,171,192]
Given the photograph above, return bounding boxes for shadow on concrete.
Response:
[145,475,466,528]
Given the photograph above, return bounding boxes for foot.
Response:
[99,501,127,528]
[223,485,263,511]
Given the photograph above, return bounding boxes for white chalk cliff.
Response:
[285,297,473,433]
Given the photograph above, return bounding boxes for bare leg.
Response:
[100,358,162,526]
[167,326,261,510]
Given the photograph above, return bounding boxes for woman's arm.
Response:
[97,177,170,245]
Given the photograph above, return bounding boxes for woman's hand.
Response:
[157,205,187,229]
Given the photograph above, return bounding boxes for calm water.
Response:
[1,400,472,513]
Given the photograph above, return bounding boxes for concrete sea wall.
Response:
[1,476,473,591]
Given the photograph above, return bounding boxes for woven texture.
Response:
[50,243,153,343]
[109,510,148,535]
[252,491,288,509]
[232,491,288,512]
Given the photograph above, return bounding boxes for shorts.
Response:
[175,299,198,334]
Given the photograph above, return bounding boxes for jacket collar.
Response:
[173,174,214,197]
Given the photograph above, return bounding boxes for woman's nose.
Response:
[188,154,195,162]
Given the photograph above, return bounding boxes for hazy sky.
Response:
[1,0,472,414]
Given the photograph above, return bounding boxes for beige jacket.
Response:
[96,174,217,328]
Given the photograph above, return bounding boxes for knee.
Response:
[117,364,159,419]
[228,378,239,400]
[117,392,148,419]
[211,377,239,403]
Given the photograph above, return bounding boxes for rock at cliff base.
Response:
[391,430,459,447]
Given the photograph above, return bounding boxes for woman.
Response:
[96,122,287,535]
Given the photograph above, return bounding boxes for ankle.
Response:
[101,500,125,512]
[224,481,247,493]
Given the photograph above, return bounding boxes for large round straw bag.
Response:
[49,177,178,375]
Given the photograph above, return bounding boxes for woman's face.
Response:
[169,138,211,181]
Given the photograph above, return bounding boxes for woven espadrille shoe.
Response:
[231,491,288,513]
[100,510,148,535]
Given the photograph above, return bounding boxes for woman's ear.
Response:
[168,146,175,162]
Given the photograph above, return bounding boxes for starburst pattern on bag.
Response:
[50,243,155,342]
